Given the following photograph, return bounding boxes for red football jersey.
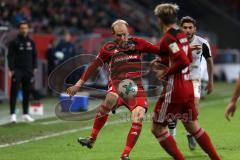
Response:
[157,28,194,103]
[80,37,159,84]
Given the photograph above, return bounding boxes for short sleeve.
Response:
[202,42,212,59]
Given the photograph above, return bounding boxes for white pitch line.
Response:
[0,97,231,148]
[0,120,126,149]
[40,119,64,125]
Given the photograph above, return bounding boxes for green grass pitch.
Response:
[0,83,239,160]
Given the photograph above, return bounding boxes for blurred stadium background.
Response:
[0,0,240,160]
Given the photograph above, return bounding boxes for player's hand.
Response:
[150,58,168,80]
[191,45,202,50]
[225,102,237,121]
[66,85,80,96]
[206,81,213,94]
[155,69,168,80]
[150,58,162,71]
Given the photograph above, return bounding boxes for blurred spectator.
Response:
[53,31,76,65]
[51,31,77,91]
[0,0,159,35]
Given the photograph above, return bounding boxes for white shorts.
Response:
[192,80,201,98]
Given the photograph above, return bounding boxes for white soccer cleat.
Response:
[22,114,35,122]
[10,114,17,123]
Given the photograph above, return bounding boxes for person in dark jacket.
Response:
[8,21,37,123]
[54,31,76,65]
[53,31,77,91]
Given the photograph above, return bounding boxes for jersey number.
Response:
[182,45,188,55]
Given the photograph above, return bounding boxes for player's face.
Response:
[181,22,196,40]
[64,33,71,42]
[19,24,29,37]
[113,24,129,45]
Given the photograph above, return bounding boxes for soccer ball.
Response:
[118,79,138,99]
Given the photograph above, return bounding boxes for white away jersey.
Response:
[189,35,212,80]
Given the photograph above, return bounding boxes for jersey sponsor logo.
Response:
[113,55,138,63]
[169,42,180,54]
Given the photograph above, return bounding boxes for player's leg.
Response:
[182,120,221,160]
[151,122,185,160]
[168,120,177,138]
[121,106,145,159]
[78,92,118,148]
[152,98,186,160]
[22,74,34,122]
[186,97,199,150]
[90,92,118,140]
[10,73,21,122]
[186,80,200,150]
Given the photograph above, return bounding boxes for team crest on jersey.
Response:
[179,38,188,44]
[169,42,179,53]
[27,42,31,47]
[114,49,119,53]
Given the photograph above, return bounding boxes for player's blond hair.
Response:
[154,3,179,25]
[111,19,129,33]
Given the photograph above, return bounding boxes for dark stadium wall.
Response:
[187,0,240,49]
[160,0,240,49]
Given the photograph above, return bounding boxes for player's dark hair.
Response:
[18,21,29,28]
[180,16,196,26]
[154,3,179,25]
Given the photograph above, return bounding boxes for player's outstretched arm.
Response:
[134,37,160,54]
[66,57,104,96]
[225,78,240,121]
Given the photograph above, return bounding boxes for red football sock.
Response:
[90,105,110,140]
[193,128,221,160]
[157,131,185,160]
[121,122,142,157]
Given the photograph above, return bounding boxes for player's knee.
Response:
[132,114,144,123]
[183,120,200,134]
[132,107,145,123]
[151,124,167,137]
[105,93,118,107]
[105,99,115,107]
[151,127,158,137]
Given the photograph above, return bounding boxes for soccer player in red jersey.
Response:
[151,3,221,160]
[66,19,159,160]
